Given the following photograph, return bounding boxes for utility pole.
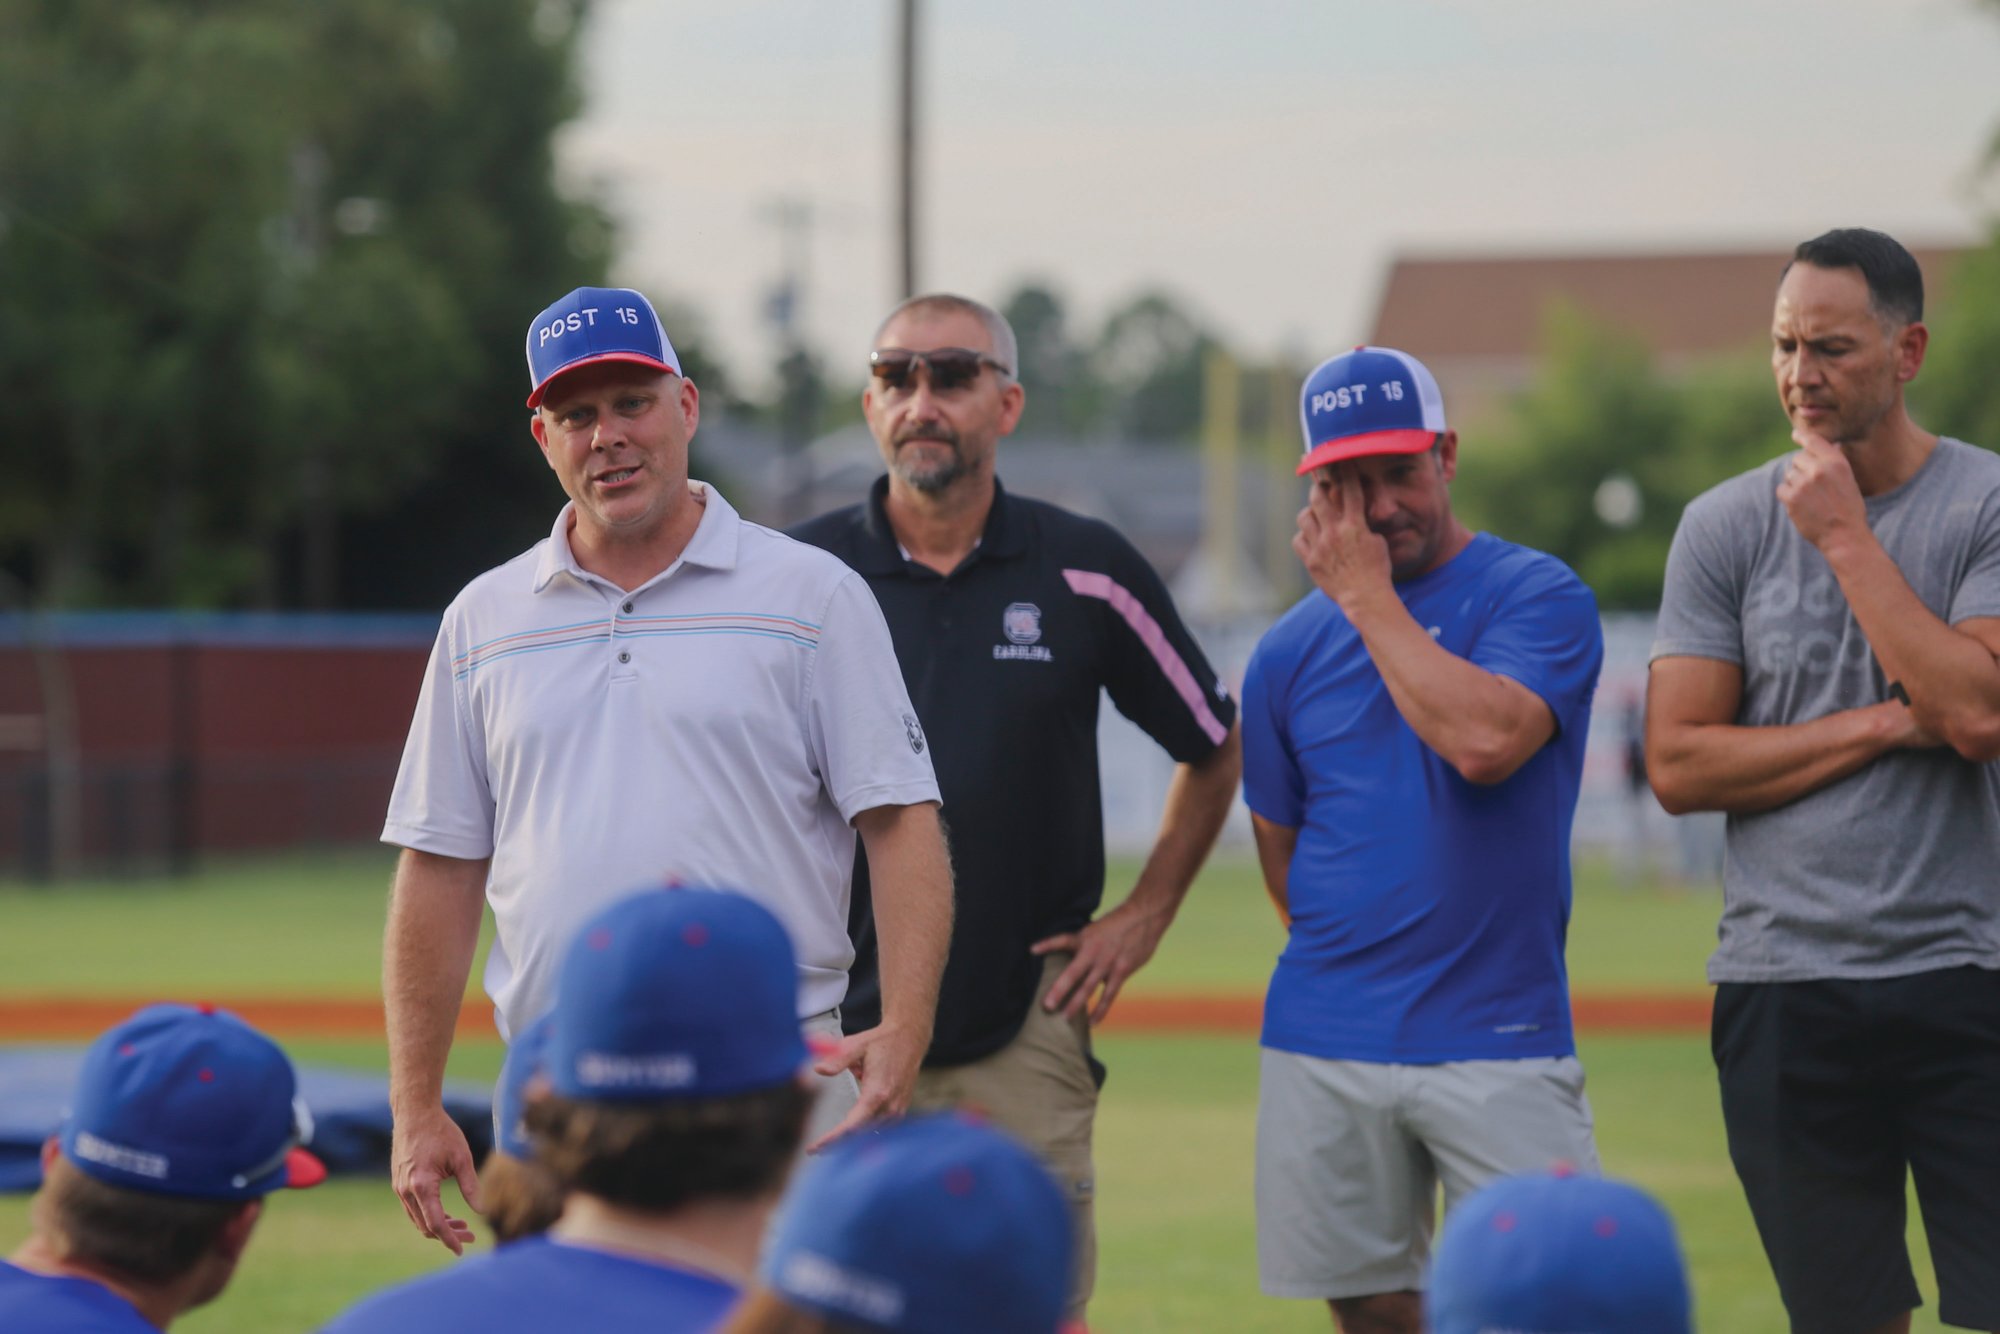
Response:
[763,197,823,523]
[895,0,919,299]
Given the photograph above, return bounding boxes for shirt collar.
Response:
[853,474,1027,574]
[530,481,741,594]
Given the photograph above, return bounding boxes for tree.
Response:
[1910,2,2000,455]
[1915,229,2000,454]
[0,0,611,609]
[1454,306,1786,610]
[1000,281,1096,439]
[1091,290,1217,443]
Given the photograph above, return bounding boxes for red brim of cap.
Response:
[526,352,681,408]
[283,1147,328,1190]
[1296,428,1438,476]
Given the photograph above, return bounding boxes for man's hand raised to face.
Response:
[1295,467,1393,610]
[1777,428,1870,553]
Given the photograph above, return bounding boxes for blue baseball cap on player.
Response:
[524,285,683,409]
[1427,1171,1692,1334]
[546,886,810,1102]
[492,1014,552,1158]
[762,1112,1075,1334]
[1297,345,1449,476]
[60,1003,326,1201]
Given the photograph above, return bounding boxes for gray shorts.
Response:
[1255,1048,1600,1301]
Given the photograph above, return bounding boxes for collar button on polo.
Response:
[622,600,634,614]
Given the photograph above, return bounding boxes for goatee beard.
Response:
[892,436,966,495]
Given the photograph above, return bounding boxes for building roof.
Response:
[1368,245,1969,362]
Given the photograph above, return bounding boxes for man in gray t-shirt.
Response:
[1648,229,2000,1334]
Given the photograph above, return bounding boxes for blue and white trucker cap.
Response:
[524,286,683,408]
[61,1003,326,1201]
[493,1014,552,1159]
[1297,345,1448,475]
[1427,1170,1693,1334]
[546,886,809,1102]
[763,1112,1075,1334]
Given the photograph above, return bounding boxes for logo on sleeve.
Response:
[903,713,927,755]
[994,602,1053,662]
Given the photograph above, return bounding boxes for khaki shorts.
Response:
[1256,1048,1599,1301]
[910,953,1099,1319]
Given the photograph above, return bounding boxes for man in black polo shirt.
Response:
[790,293,1242,1319]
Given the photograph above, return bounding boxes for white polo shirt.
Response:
[383,483,941,1039]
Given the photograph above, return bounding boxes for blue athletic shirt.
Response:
[319,1236,740,1332]
[1241,533,1602,1064]
[0,1260,157,1332]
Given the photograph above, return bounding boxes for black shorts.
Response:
[1713,966,2000,1333]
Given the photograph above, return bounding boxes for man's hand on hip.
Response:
[1033,898,1171,1026]
[807,1019,927,1153]
[391,1102,481,1254]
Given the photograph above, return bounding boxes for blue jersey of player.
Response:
[0,1260,159,1332]
[319,1236,740,1332]
[1241,532,1602,1064]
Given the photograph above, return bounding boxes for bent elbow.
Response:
[1650,779,1700,817]
[1643,755,1702,815]
[1943,715,2000,765]
[1915,697,2000,763]
[1451,742,1530,787]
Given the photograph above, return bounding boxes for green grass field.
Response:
[0,852,1951,1331]
[0,847,1717,998]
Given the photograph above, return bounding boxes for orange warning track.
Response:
[0,992,1712,1041]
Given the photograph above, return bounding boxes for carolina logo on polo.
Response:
[1003,602,1042,644]
[994,602,1053,662]
[903,713,927,755]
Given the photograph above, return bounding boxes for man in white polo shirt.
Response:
[380,286,953,1256]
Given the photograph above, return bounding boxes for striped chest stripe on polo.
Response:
[454,612,822,679]
[617,612,820,649]
[1062,569,1229,745]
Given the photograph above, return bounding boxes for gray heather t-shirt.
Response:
[1652,437,2000,983]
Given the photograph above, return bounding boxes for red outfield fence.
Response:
[0,614,435,878]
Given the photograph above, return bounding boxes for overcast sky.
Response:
[558,0,2000,388]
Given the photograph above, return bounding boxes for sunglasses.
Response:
[869,347,1012,394]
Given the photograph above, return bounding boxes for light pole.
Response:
[894,0,919,300]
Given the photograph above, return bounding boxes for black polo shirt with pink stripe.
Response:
[790,476,1236,1066]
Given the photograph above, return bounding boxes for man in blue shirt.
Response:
[324,887,819,1333]
[1241,347,1604,1334]
[0,1004,327,1332]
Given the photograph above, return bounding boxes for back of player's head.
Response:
[41,1003,323,1286]
[481,1014,563,1243]
[34,1156,258,1289]
[1426,1170,1692,1334]
[1787,227,1924,328]
[525,887,814,1211]
[755,1113,1074,1334]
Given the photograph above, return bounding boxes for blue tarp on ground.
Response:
[0,1047,493,1193]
